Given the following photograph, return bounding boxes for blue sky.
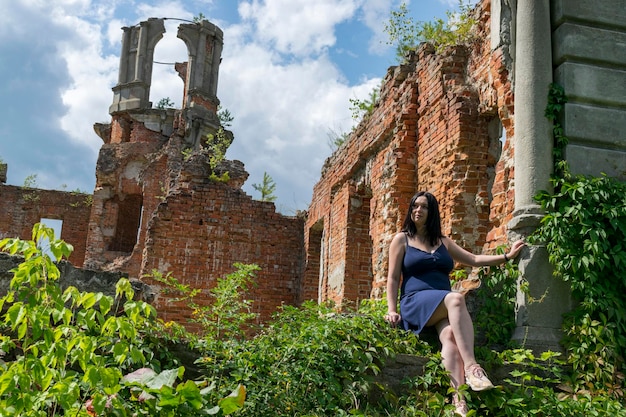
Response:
[0,0,472,214]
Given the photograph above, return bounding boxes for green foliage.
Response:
[22,174,41,202]
[349,85,379,121]
[156,97,175,109]
[544,83,569,177]
[326,127,350,151]
[23,173,38,189]
[0,224,244,416]
[384,1,477,60]
[532,173,626,397]
[252,172,277,202]
[473,248,520,348]
[218,106,234,127]
[193,13,207,23]
[151,264,260,342]
[205,127,232,182]
[474,349,626,417]
[208,299,433,417]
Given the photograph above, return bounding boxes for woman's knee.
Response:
[444,292,466,309]
[438,323,455,345]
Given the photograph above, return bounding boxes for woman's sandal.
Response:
[465,363,495,391]
[452,395,469,417]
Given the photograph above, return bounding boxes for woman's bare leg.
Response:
[436,319,468,416]
[426,292,477,368]
[436,319,464,388]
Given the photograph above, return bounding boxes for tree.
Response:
[252,172,277,202]
[156,97,175,109]
[218,106,234,127]
[193,13,206,23]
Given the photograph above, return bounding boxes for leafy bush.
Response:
[0,224,244,416]
[202,300,433,417]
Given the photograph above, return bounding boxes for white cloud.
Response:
[56,16,118,154]
[215,17,381,212]
[238,0,360,57]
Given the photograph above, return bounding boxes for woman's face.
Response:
[411,196,429,226]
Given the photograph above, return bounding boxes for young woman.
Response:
[385,191,525,416]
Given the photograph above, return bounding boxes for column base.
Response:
[512,325,564,354]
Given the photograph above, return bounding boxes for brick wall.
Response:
[0,184,91,266]
[140,178,304,329]
[305,0,516,303]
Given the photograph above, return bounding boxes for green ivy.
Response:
[473,247,520,349]
[530,83,626,399]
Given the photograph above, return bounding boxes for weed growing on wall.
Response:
[205,127,232,182]
[384,0,477,60]
[349,85,380,121]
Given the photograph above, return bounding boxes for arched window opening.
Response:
[150,20,187,110]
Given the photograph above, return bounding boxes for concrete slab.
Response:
[566,144,626,180]
[563,103,626,148]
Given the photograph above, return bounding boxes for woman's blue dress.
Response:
[400,237,454,334]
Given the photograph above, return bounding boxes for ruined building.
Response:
[1,0,625,349]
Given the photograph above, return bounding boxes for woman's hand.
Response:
[506,239,526,260]
[385,312,402,327]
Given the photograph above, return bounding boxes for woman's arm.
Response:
[385,233,405,326]
[443,237,525,267]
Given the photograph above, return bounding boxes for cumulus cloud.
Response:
[238,0,360,57]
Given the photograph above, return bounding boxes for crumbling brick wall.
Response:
[140,176,304,328]
[0,184,91,266]
[304,0,516,305]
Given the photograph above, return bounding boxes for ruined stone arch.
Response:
[108,17,224,124]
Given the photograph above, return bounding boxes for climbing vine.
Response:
[530,83,626,398]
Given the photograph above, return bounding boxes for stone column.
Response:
[109,18,165,114]
[177,20,224,146]
[508,0,572,352]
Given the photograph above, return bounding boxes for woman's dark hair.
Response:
[401,191,443,246]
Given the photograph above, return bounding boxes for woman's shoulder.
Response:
[390,232,408,247]
[393,231,408,241]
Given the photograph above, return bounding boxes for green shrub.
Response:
[0,224,244,416]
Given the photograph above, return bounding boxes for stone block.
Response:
[552,0,626,29]
[553,23,626,66]
[562,103,626,148]
[555,62,626,107]
[566,144,626,180]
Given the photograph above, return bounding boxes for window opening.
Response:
[39,218,63,258]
